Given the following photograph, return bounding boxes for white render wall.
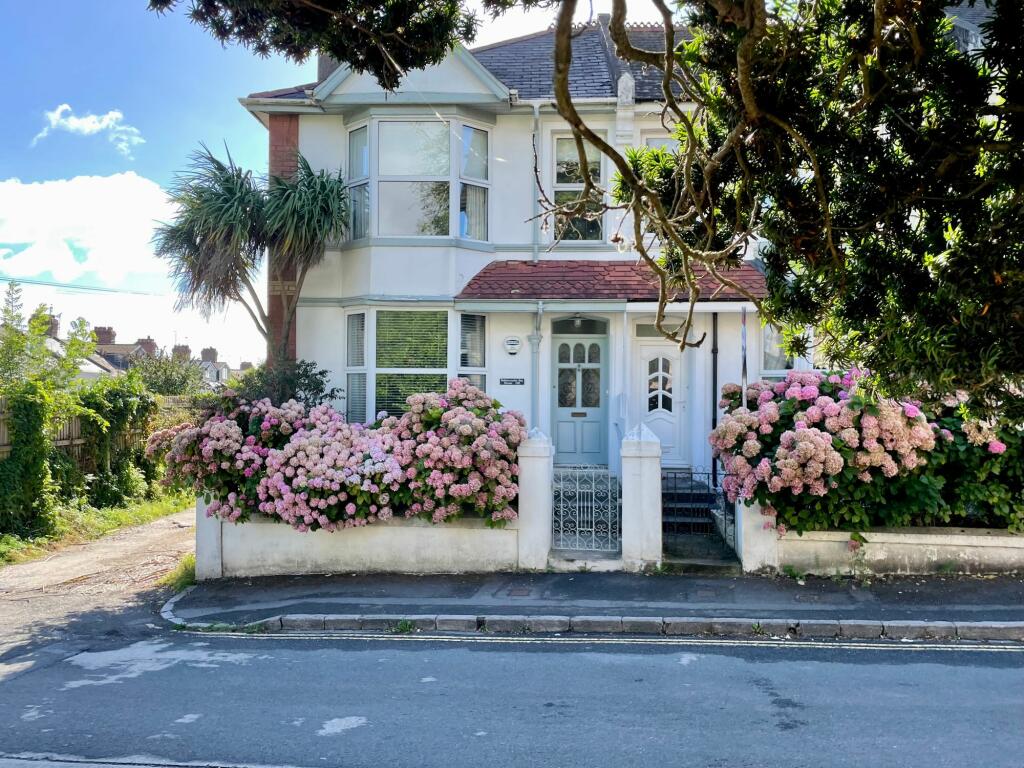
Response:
[195,433,555,578]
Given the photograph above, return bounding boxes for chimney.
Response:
[135,337,157,356]
[94,326,116,345]
[171,343,191,361]
[201,347,218,363]
[239,361,254,372]
[317,53,342,82]
[46,314,60,338]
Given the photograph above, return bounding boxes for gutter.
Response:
[528,301,544,428]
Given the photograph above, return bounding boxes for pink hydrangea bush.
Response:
[147,380,526,531]
[707,369,1014,533]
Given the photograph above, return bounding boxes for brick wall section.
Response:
[268,114,299,361]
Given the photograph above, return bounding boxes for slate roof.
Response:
[251,17,685,102]
[457,260,766,302]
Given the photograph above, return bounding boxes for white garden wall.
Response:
[195,433,555,579]
[735,501,1024,575]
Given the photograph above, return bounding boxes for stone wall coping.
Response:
[783,527,1024,547]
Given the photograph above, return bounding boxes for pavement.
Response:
[0,509,194,663]
[166,570,1024,640]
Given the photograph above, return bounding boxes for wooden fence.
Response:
[0,396,150,466]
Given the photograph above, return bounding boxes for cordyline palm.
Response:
[154,146,348,364]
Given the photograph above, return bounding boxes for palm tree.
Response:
[154,146,348,364]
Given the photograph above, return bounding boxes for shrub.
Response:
[0,381,57,535]
[711,370,1024,533]
[229,359,340,406]
[148,379,526,531]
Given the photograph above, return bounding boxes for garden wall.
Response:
[194,433,555,579]
[737,502,1024,575]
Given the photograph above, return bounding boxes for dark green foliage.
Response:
[0,382,57,536]
[78,373,158,507]
[130,352,205,396]
[229,359,341,406]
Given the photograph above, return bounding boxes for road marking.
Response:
[182,630,1024,653]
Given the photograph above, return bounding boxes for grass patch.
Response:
[0,492,192,566]
[159,552,196,593]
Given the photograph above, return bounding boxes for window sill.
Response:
[340,237,496,253]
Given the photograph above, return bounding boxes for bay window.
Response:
[347,126,369,239]
[554,136,603,241]
[345,119,490,241]
[374,310,449,414]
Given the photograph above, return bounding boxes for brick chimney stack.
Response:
[135,337,158,356]
[239,361,253,372]
[41,313,60,338]
[171,344,191,361]
[94,326,116,345]
[201,347,218,363]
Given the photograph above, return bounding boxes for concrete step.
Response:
[660,556,743,576]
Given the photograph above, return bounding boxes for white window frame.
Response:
[457,121,491,242]
[641,131,680,153]
[345,122,370,241]
[552,132,606,243]
[371,308,452,416]
[760,324,824,378]
[344,310,368,422]
[457,312,488,390]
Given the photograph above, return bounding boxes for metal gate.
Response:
[662,468,735,548]
[552,466,621,553]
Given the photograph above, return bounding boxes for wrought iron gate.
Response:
[552,466,622,553]
[662,468,735,548]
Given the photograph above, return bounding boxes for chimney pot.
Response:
[201,347,218,363]
[171,344,191,361]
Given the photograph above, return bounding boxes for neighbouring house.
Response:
[93,326,158,372]
[239,14,814,475]
[40,315,118,381]
[199,347,231,386]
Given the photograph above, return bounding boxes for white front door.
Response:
[634,342,689,466]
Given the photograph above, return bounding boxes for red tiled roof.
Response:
[457,260,766,302]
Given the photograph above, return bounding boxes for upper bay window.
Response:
[346,119,490,242]
[554,137,603,242]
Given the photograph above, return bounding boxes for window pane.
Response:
[346,313,365,367]
[763,325,794,371]
[379,182,449,236]
[573,343,585,363]
[460,314,486,368]
[644,136,679,153]
[460,373,486,390]
[588,343,600,363]
[459,184,487,240]
[375,373,447,415]
[348,126,369,179]
[379,122,450,176]
[553,190,602,241]
[556,137,601,184]
[558,343,570,363]
[461,125,488,180]
[376,310,448,368]
[350,183,369,240]
[346,372,367,423]
[552,317,607,335]
[558,368,577,407]
[581,368,601,407]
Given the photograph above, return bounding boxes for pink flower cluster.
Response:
[711,369,936,504]
[148,380,526,531]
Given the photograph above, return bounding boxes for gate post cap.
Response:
[621,424,661,457]
[519,429,553,457]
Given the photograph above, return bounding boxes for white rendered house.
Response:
[241,16,814,475]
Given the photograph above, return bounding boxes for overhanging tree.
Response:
[153,147,348,365]
[152,0,1024,416]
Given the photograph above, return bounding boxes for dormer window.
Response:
[346,119,491,242]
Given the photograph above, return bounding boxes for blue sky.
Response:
[0,2,314,187]
[0,1,646,366]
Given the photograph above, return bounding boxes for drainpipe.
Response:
[740,306,748,406]
[528,300,544,428]
[530,102,542,263]
[711,312,719,486]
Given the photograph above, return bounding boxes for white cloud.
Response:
[0,173,265,367]
[32,103,145,159]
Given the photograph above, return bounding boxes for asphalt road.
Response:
[1,630,1023,768]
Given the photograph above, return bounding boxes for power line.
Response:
[0,275,162,296]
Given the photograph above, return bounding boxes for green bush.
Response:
[0,382,57,536]
[228,359,340,405]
